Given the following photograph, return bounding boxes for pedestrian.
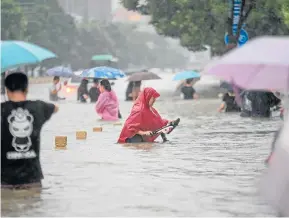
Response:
[117,87,177,143]
[77,79,89,103]
[181,79,198,100]
[1,72,58,189]
[49,76,65,101]
[132,81,142,101]
[89,78,100,103]
[95,79,119,121]
[218,91,241,112]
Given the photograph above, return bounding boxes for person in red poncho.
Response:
[118,87,175,143]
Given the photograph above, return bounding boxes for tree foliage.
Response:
[2,0,188,74]
[121,0,289,55]
[282,0,289,27]
[1,0,26,40]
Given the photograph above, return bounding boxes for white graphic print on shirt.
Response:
[7,108,36,159]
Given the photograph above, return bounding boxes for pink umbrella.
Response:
[204,36,289,91]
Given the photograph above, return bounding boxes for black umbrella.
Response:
[127,71,161,82]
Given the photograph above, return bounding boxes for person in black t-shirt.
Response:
[247,91,281,118]
[1,72,58,189]
[89,79,100,103]
[181,79,198,100]
[218,91,241,113]
[77,79,89,103]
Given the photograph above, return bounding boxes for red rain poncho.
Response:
[118,87,168,143]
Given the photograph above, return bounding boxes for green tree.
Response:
[121,0,289,55]
[1,0,26,40]
[2,0,188,72]
[282,0,289,27]
[246,0,289,37]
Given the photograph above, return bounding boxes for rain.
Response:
[1,0,289,216]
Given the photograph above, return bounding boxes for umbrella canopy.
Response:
[124,68,148,75]
[1,41,57,72]
[204,36,289,91]
[173,70,201,81]
[91,55,118,62]
[46,66,73,78]
[128,71,161,82]
[80,66,125,79]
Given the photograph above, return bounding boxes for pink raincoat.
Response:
[95,90,119,121]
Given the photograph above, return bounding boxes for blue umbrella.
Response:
[80,66,126,79]
[1,41,57,72]
[173,70,201,81]
[46,66,73,78]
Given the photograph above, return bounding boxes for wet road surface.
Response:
[1,81,281,216]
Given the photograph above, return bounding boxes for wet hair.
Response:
[134,81,141,87]
[5,72,28,92]
[186,78,193,84]
[100,79,111,92]
[80,79,89,86]
[53,76,60,81]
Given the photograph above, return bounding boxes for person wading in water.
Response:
[1,72,58,189]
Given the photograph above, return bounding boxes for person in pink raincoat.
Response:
[95,79,119,121]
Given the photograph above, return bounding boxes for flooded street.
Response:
[2,81,281,217]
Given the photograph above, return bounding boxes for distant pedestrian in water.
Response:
[132,81,142,101]
[109,81,122,118]
[95,79,119,121]
[218,91,241,112]
[49,76,65,101]
[89,79,100,103]
[77,79,89,103]
[181,79,198,100]
[125,82,134,101]
[240,91,252,117]
[247,91,281,118]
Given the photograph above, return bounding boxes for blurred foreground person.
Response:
[118,87,177,143]
[261,114,289,217]
[181,79,198,100]
[95,79,119,121]
[89,78,100,103]
[265,126,283,165]
[77,78,89,103]
[1,72,58,189]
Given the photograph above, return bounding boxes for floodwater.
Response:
[1,78,281,217]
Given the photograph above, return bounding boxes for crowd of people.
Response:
[218,82,283,119]
[1,72,284,192]
[1,72,177,188]
[49,76,122,120]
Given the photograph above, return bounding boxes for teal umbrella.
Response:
[91,54,118,62]
[173,70,201,81]
[1,41,57,72]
